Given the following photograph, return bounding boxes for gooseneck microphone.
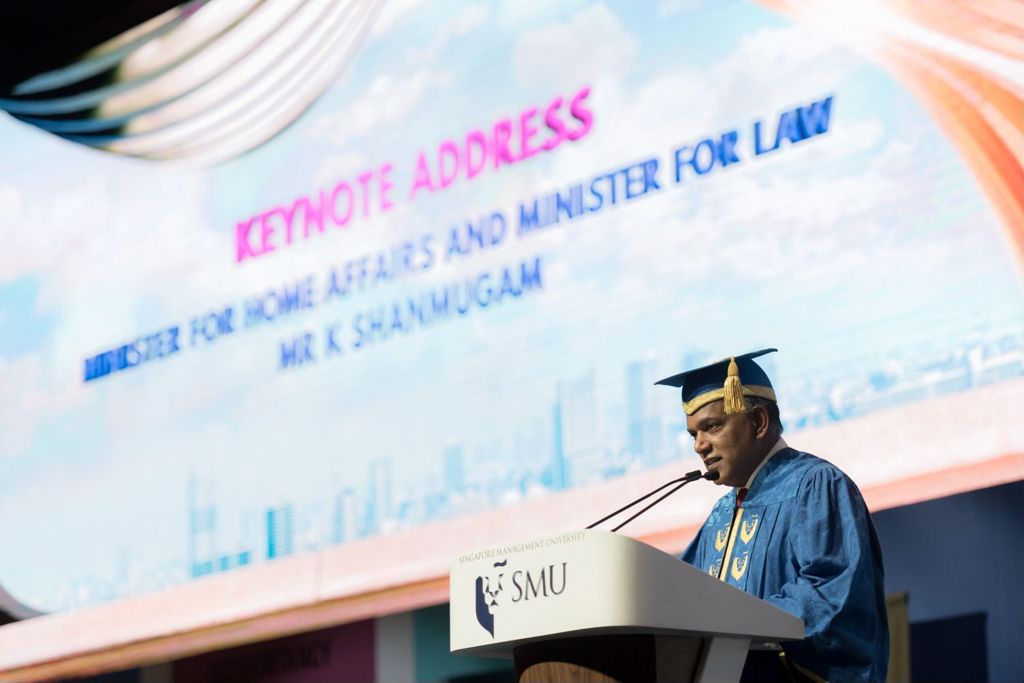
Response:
[586,469,719,532]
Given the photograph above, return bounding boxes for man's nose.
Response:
[694,432,712,456]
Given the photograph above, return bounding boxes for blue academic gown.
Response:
[682,447,888,683]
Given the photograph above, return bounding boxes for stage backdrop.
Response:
[0,0,1022,615]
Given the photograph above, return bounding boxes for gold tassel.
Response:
[723,357,747,414]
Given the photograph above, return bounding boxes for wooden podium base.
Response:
[514,634,704,683]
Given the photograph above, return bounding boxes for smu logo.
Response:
[474,559,568,637]
[474,560,507,636]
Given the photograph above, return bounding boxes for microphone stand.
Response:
[586,469,719,532]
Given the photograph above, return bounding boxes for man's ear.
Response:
[750,404,771,439]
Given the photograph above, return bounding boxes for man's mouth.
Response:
[704,456,722,468]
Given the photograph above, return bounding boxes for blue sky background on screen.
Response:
[0,0,1021,611]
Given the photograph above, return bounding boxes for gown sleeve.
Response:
[680,521,706,568]
[762,466,889,683]
[682,497,727,569]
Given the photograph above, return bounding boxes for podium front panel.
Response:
[450,530,802,657]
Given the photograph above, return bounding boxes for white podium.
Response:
[450,530,802,683]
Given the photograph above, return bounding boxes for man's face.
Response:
[686,400,765,487]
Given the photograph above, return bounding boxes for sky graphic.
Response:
[0,0,1021,612]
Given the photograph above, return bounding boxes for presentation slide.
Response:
[0,0,1021,615]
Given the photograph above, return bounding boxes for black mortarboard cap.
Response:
[655,348,778,415]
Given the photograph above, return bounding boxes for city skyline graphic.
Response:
[43,330,1024,611]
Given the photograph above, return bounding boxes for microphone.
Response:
[586,469,719,532]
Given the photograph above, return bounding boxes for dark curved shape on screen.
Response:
[0,583,44,625]
[0,1,185,91]
[0,0,382,165]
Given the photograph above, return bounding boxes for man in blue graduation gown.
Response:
[657,350,888,683]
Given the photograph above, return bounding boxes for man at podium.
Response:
[657,350,888,683]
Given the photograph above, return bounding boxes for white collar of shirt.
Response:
[740,437,788,491]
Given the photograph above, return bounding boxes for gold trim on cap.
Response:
[683,385,777,415]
